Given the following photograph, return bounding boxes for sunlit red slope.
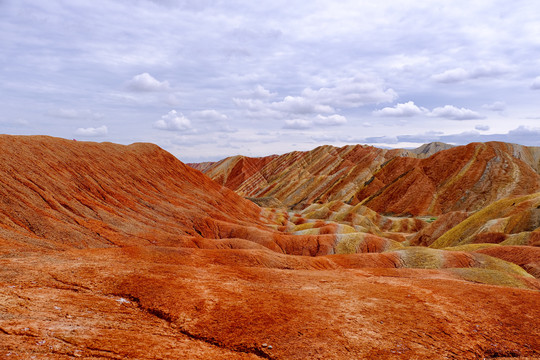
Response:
[195,142,540,215]
[356,142,540,215]
[1,136,539,360]
[0,135,271,252]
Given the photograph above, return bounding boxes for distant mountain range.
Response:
[190,141,540,215]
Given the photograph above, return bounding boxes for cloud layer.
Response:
[373,102,427,117]
[374,102,484,120]
[432,64,510,83]
[429,105,484,120]
[0,0,539,161]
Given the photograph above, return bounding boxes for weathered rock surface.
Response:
[410,211,471,247]
[194,142,540,215]
[1,136,539,359]
[357,142,540,216]
[475,246,540,278]
[430,193,540,249]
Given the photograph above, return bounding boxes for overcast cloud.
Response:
[1,0,539,162]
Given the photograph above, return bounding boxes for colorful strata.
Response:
[1,136,539,359]
[195,141,540,215]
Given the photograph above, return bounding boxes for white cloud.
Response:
[272,96,334,114]
[472,64,511,78]
[283,119,312,129]
[429,105,484,120]
[127,73,170,92]
[283,114,347,129]
[482,101,506,111]
[432,68,469,83]
[154,110,192,131]
[251,85,277,99]
[531,76,540,90]
[48,108,103,120]
[301,76,397,108]
[372,102,484,120]
[373,101,428,117]
[233,98,268,112]
[74,125,108,137]
[191,109,228,122]
[313,114,347,126]
[235,76,396,121]
[432,64,510,83]
[475,125,490,131]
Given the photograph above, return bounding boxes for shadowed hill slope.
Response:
[1,136,539,359]
[194,142,540,216]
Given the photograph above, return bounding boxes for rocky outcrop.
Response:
[475,246,540,278]
[409,141,455,157]
[194,144,416,209]
[409,211,471,247]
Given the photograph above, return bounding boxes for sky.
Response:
[1,0,540,162]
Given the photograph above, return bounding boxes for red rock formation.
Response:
[476,246,540,278]
[409,211,470,246]
[358,142,540,215]
[198,144,418,209]
[195,142,540,216]
[199,154,277,190]
[430,192,540,249]
[0,135,270,252]
[1,136,540,359]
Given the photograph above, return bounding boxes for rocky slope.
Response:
[1,136,539,359]
[0,135,269,251]
[194,142,540,215]
[429,192,540,249]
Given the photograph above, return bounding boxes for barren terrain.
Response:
[1,135,539,359]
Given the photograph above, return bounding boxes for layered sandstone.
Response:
[430,193,540,249]
[195,142,540,215]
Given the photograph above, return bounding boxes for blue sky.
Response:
[1,0,540,162]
